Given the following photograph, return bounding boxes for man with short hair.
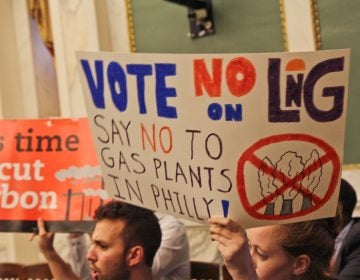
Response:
[35,201,162,280]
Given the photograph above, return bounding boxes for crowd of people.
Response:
[31,178,360,280]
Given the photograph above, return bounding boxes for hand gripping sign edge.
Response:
[237,133,340,220]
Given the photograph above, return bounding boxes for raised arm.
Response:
[208,217,259,280]
[31,219,81,280]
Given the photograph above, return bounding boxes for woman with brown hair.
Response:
[209,217,335,280]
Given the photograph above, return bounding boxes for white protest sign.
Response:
[78,50,350,228]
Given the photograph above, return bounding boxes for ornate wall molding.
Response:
[310,0,321,50]
[28,0,54,55]
[343,164,360,170]
[279,0,321,51]
[125,0,136,52]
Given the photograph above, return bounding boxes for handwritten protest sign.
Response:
[78,50,350,228]
[0,118,105,232]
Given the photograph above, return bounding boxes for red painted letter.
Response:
[226,57,256,97]
[194,58,223,97]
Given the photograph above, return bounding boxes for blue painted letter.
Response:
[80,60,105,108]
[127,64,153,114]
[107,62,127,112]
[155,64,178,118]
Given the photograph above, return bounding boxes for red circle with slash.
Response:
[237,133,340,220]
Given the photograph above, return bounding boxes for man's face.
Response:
[87,219,130,280]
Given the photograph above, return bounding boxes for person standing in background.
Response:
[332,178,360,279]
[152,212,190,280]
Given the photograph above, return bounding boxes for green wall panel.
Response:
[130,0,358,163]
[131,0,284,53]
[318,0,360,164]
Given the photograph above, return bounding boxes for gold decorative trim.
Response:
[310,0,321,50]
[343,164,360,170]
[279,0,321,51]
[279,0,289,51]
[27,0,54,55]
[125,0,136,53]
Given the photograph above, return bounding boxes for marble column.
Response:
[0,0,38,118]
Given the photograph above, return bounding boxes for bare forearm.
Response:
[208,217,259,280]
[227,267,259,280]
[42,250,81,280]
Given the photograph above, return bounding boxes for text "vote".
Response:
[81,60,178,119]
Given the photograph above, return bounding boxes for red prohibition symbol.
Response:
[237,133,340,220]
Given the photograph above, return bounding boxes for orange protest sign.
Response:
[0,118,107,232]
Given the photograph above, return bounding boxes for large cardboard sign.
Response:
[78,50,350,228]
[0,118,105,232]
